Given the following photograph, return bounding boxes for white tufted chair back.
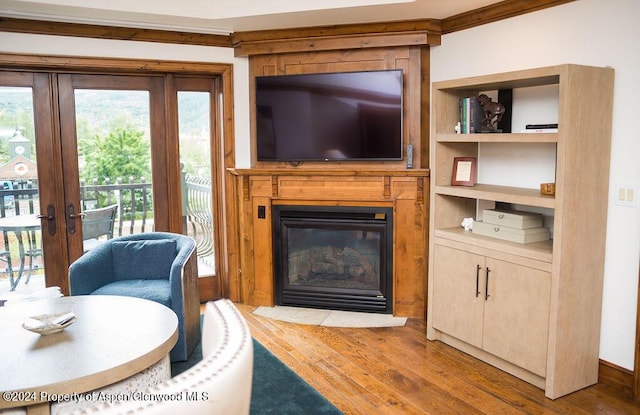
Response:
[74,299,253,415]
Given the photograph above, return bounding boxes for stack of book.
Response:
[459,96,484,134]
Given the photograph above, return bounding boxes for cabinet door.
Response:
[432,244,485,348]
[482,258,551,377]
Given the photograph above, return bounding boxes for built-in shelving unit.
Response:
[426,64,614,399]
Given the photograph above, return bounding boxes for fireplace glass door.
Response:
[273,206,393,313]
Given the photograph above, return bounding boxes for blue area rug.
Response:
[171,319,343,415]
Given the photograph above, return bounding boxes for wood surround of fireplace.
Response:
[228,40,433,319]
[232,169,429,318]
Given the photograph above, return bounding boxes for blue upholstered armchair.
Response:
[69,232,200,362]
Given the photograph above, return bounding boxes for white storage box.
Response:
[473,221,550,244]
[482,209,543,230]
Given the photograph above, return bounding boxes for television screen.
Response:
[256,69,403,162]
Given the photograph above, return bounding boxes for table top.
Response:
[0,213,40,230]
[0,295,178,409]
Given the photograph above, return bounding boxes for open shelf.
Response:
[434,227,553,263]
[435,184,555,209]
[436,132,558,143]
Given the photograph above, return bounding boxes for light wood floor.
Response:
[233,303,640,415]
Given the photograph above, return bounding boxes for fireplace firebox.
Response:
[273,205,393,313]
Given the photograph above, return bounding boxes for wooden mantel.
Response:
[230,168,429,177]
[233,168,429,319]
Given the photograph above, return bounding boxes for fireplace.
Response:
[272,205,393,313]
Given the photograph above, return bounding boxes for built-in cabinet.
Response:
[426,64,614,399]
[432,241,551,377]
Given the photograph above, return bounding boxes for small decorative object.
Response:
[477,94,505,132]
[451,157,477,186]
[461,217,474,231]
[22,311,76,335]
[540,182,556,195]
[454,122,461,134]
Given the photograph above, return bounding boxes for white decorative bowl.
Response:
[22,311,76,335]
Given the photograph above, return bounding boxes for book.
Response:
[520,128,558,133]
[460,97,468,133]
[526,123,558,129]
[459,96,485,133]
[468,96,484,133]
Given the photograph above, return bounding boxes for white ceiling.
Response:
[0,0,503,34]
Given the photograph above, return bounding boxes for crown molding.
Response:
[0,16,233,47]
[0,0,575,50]
[441,0,575,34]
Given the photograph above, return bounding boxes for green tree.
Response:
[82,126,151,183]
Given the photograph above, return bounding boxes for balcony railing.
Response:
[0,175,214,281]
[80,177,154,237]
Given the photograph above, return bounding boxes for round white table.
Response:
[0,295,178,414]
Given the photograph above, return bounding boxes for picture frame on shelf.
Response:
[451,157,477,186]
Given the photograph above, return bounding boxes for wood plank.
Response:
[545,64,614,399]
[232,20,441,44]
[435,184,555,209]
[230,168,430,177]
[235,303,640,414]
[232,21,441,57]
[600,360,634,400]
[234,32,437,57]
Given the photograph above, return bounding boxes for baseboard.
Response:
[599,359,634,399]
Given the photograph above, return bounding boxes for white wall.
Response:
[0,32,252,167]
[431,0,640,370]
[1,0,638,370]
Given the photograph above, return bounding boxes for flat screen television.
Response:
[256,69,403,162]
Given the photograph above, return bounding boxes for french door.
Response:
[57,73,170,262]
[0,71,68,296]
[0,69,224,299]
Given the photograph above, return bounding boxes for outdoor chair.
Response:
[0,233,13,287]
[68,232,200,362]
[24,227,43,284]
[82,204,118,252]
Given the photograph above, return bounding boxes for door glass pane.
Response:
[177,91,215,276]
[0,87,45,297]
[74,90,154,252]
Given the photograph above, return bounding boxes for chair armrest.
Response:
[168,237,200,360]
[168,236,197,294]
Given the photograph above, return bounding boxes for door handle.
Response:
[37,204,56,236]
[475,264,481,297]
[485,267,491,300]
[66,204,85,234]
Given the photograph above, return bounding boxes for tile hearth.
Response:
[253,306,407,328]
